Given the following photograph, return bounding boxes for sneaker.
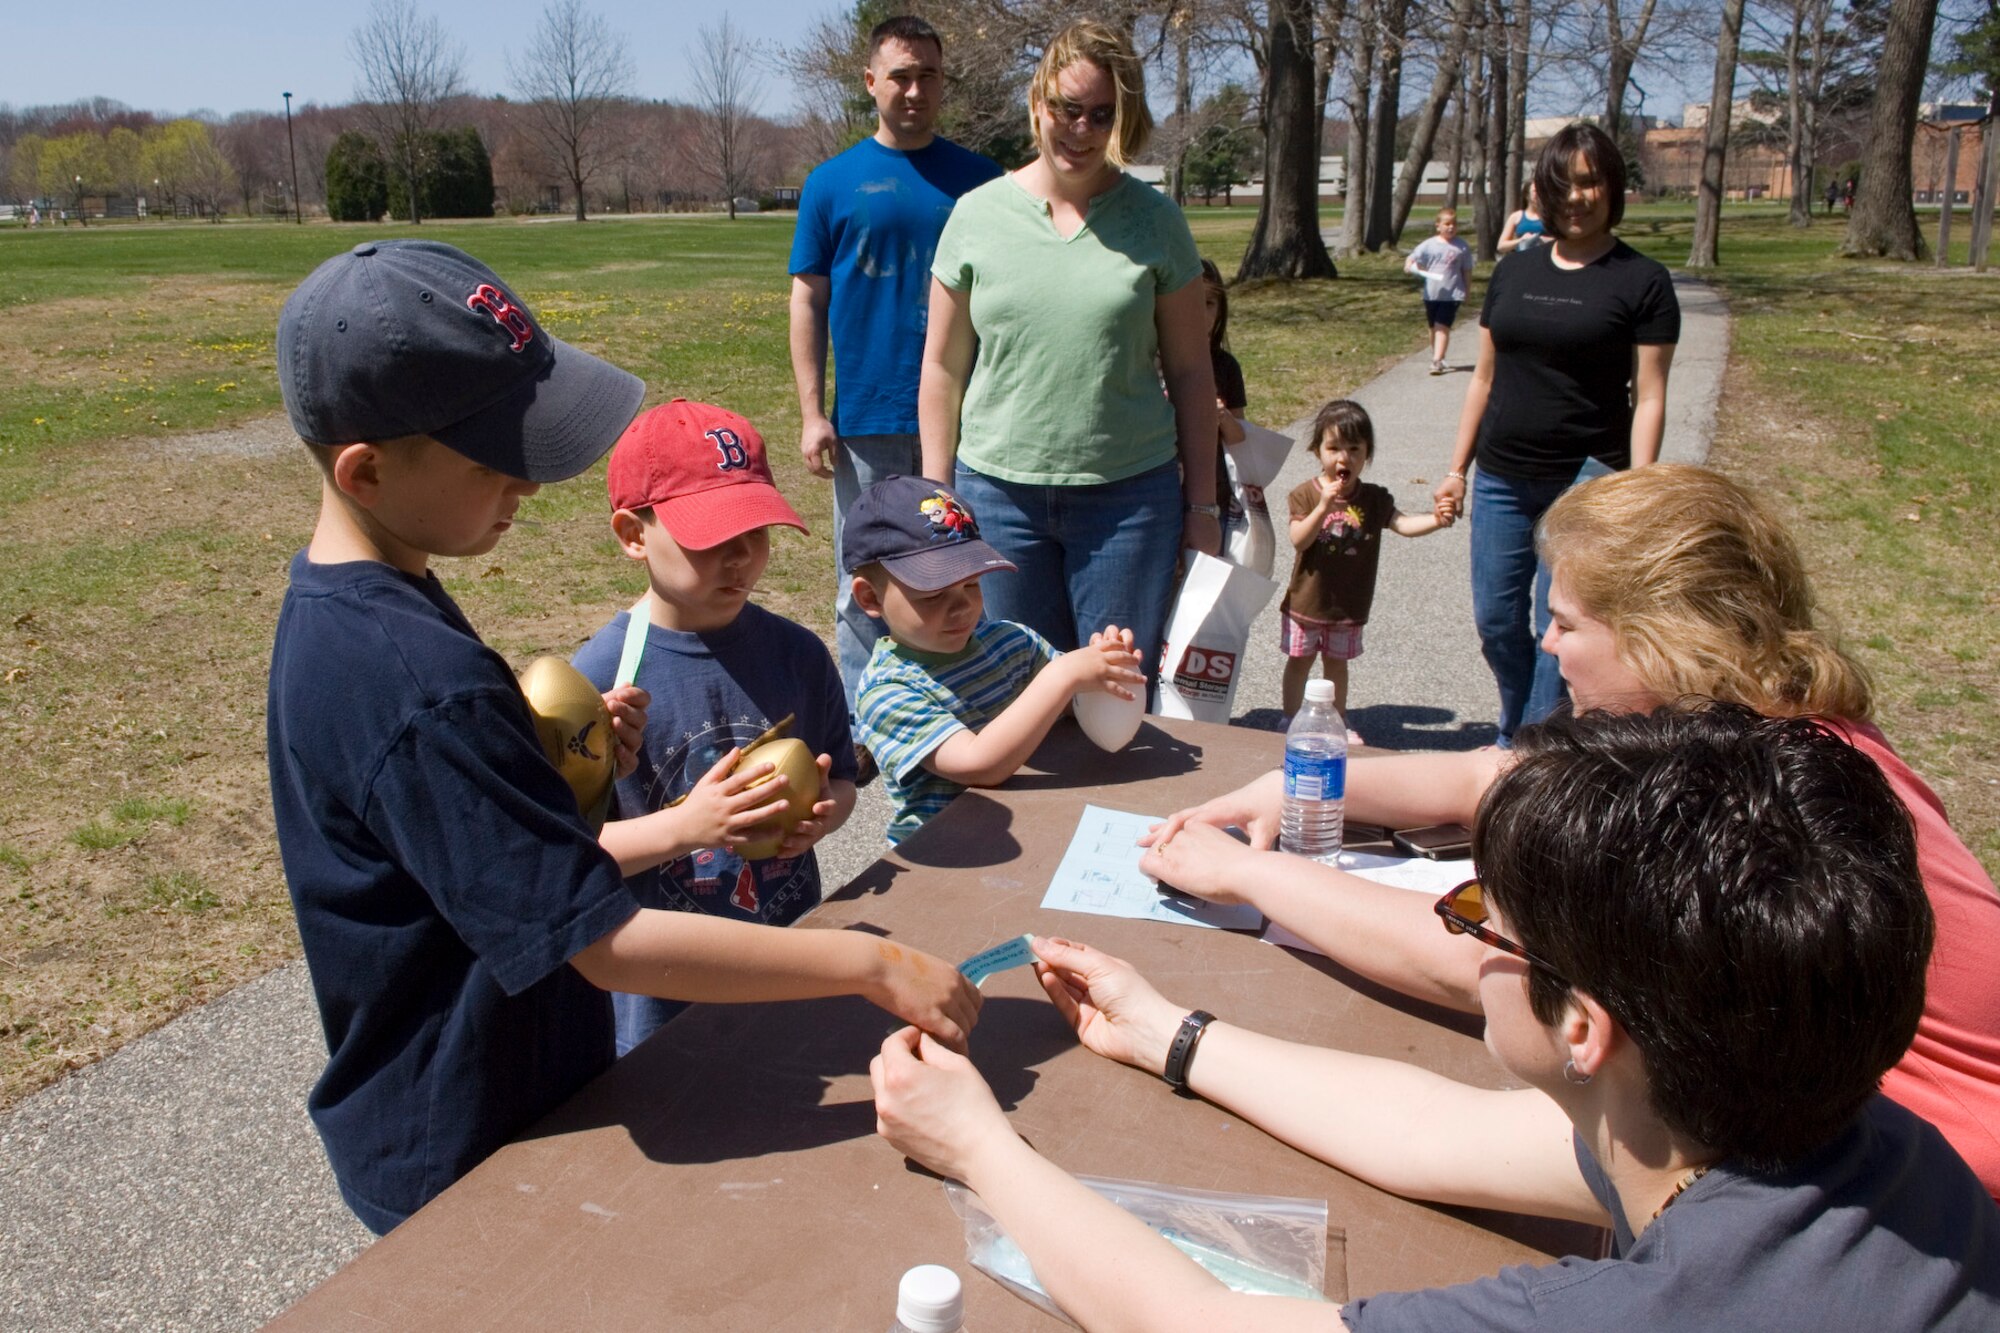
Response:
[853,742,879,789]
[1429,360,1445,376]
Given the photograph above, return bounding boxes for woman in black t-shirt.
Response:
[1432,124,1679,747]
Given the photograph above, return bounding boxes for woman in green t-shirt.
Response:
[917,20,1221,694]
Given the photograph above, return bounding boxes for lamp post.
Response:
[154,178,161,222]
[283,90,303,224]
[75,174,87,227]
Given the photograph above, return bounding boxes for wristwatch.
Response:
[1185,502,1222,519]
[1162,1009,1216,1096]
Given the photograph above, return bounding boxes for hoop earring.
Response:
[1563,1059,1592,1086]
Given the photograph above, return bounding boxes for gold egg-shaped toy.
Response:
[518,656,617,830]
[733,737,822,861]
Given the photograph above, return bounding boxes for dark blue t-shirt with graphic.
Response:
[267,553,637,1234]
[573,601,857,1054]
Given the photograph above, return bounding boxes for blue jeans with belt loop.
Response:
[951,460,1183,707]
[1468,457,1612,745]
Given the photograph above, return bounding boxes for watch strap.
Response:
[1162,1009,1215,1094]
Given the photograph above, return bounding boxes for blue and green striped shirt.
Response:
[854,620,1058,844]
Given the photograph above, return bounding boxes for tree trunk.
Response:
[1937,126,1961,265]
[1603,0,1659,140]
[1364,0,1409,249]
[1506,0,1529,207]
[1967,88,2000,271]
[1688,0,1744,268]
[1785,5,1811,227]
[1466,8,1489,238]
[1338,0,1377,256]
[1446,64,1468,209]
[1240,0,1341,279]
[1389,0,1478,240]
[1315,0,1349,169]
[1839,0,1939,260]
[1479,0,1509,261]
[1172,20,1191,206]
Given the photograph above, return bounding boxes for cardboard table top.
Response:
[271,716,1600,1331]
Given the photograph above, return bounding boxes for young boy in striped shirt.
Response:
[844,476,1145,844]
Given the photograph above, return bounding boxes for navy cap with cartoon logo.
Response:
[840,475,1017,591]
[277,239,644,481]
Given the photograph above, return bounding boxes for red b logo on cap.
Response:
[467,283,534,352]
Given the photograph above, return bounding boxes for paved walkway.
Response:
[0,278,1728,1332]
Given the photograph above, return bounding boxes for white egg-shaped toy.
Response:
[1074,690,1143,752]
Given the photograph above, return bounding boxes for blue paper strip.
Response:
[958,934,1037,986]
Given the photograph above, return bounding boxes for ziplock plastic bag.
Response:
[946,1174,1328,1325]
[1154,553,1279,724]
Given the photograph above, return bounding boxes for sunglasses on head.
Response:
[1435,878,1568,983]
[1047,97,1117,130]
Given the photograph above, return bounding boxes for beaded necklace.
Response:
[1651,1164,1713,1219]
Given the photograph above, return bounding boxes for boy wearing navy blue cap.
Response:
[845,475,1145,844]
[267,242,979,1234]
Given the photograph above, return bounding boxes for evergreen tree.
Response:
[325,131,389,222]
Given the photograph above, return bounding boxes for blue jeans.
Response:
[952,460,1182,704]
[1468,458,1612,744]
[832,432,924,710]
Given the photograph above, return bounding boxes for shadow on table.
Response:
[533,993,1078,1167]
[1235,706,1497,752]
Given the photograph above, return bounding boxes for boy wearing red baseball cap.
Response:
[573,399,881,1054]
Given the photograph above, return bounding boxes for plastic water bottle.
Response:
[889,1264,964,1333]
[1281,679,1347,863]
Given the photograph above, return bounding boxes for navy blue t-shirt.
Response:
[267,552,638,1234]
[788,135,1001,436]
[573,601,856,1053]
[1343,1097,2000,1330]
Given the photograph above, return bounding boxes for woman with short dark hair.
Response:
[1433,123,1679,746]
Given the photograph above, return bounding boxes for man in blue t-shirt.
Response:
[787,14,1002,719]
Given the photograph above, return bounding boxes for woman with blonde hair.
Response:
[1140,463,2000,1198]
[919,19,1219,697]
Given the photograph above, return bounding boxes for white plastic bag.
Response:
[1222,491,1276,579]
[946,1175,1329,1326]
[1154,553,1279,724]
[1220,420,1292,579]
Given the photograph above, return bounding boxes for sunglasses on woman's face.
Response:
[1047,97,1117,131]
[1435,879,1567,982]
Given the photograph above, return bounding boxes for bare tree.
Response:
[509,0,632,222]
[689,16,763,219]
[349,0,466,225]
[1337,0,1378,256]
[1603,0,1664,135]
[1688,0,1747,267]
[1363,0,1411,249]
[1389,0,1481,240]
[1479,0,1512,259]
[1840,0,1940,258]
[1241,0,1340,277]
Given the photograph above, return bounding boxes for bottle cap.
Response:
[896,1264,964,1332]
[1304,679,1335,703]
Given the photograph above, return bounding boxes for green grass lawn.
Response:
[0,201,1992,1108]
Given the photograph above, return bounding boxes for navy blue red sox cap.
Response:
[841,475,1017,592]
[276,240,644,481]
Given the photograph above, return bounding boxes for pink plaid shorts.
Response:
[1280,612,1364,660]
